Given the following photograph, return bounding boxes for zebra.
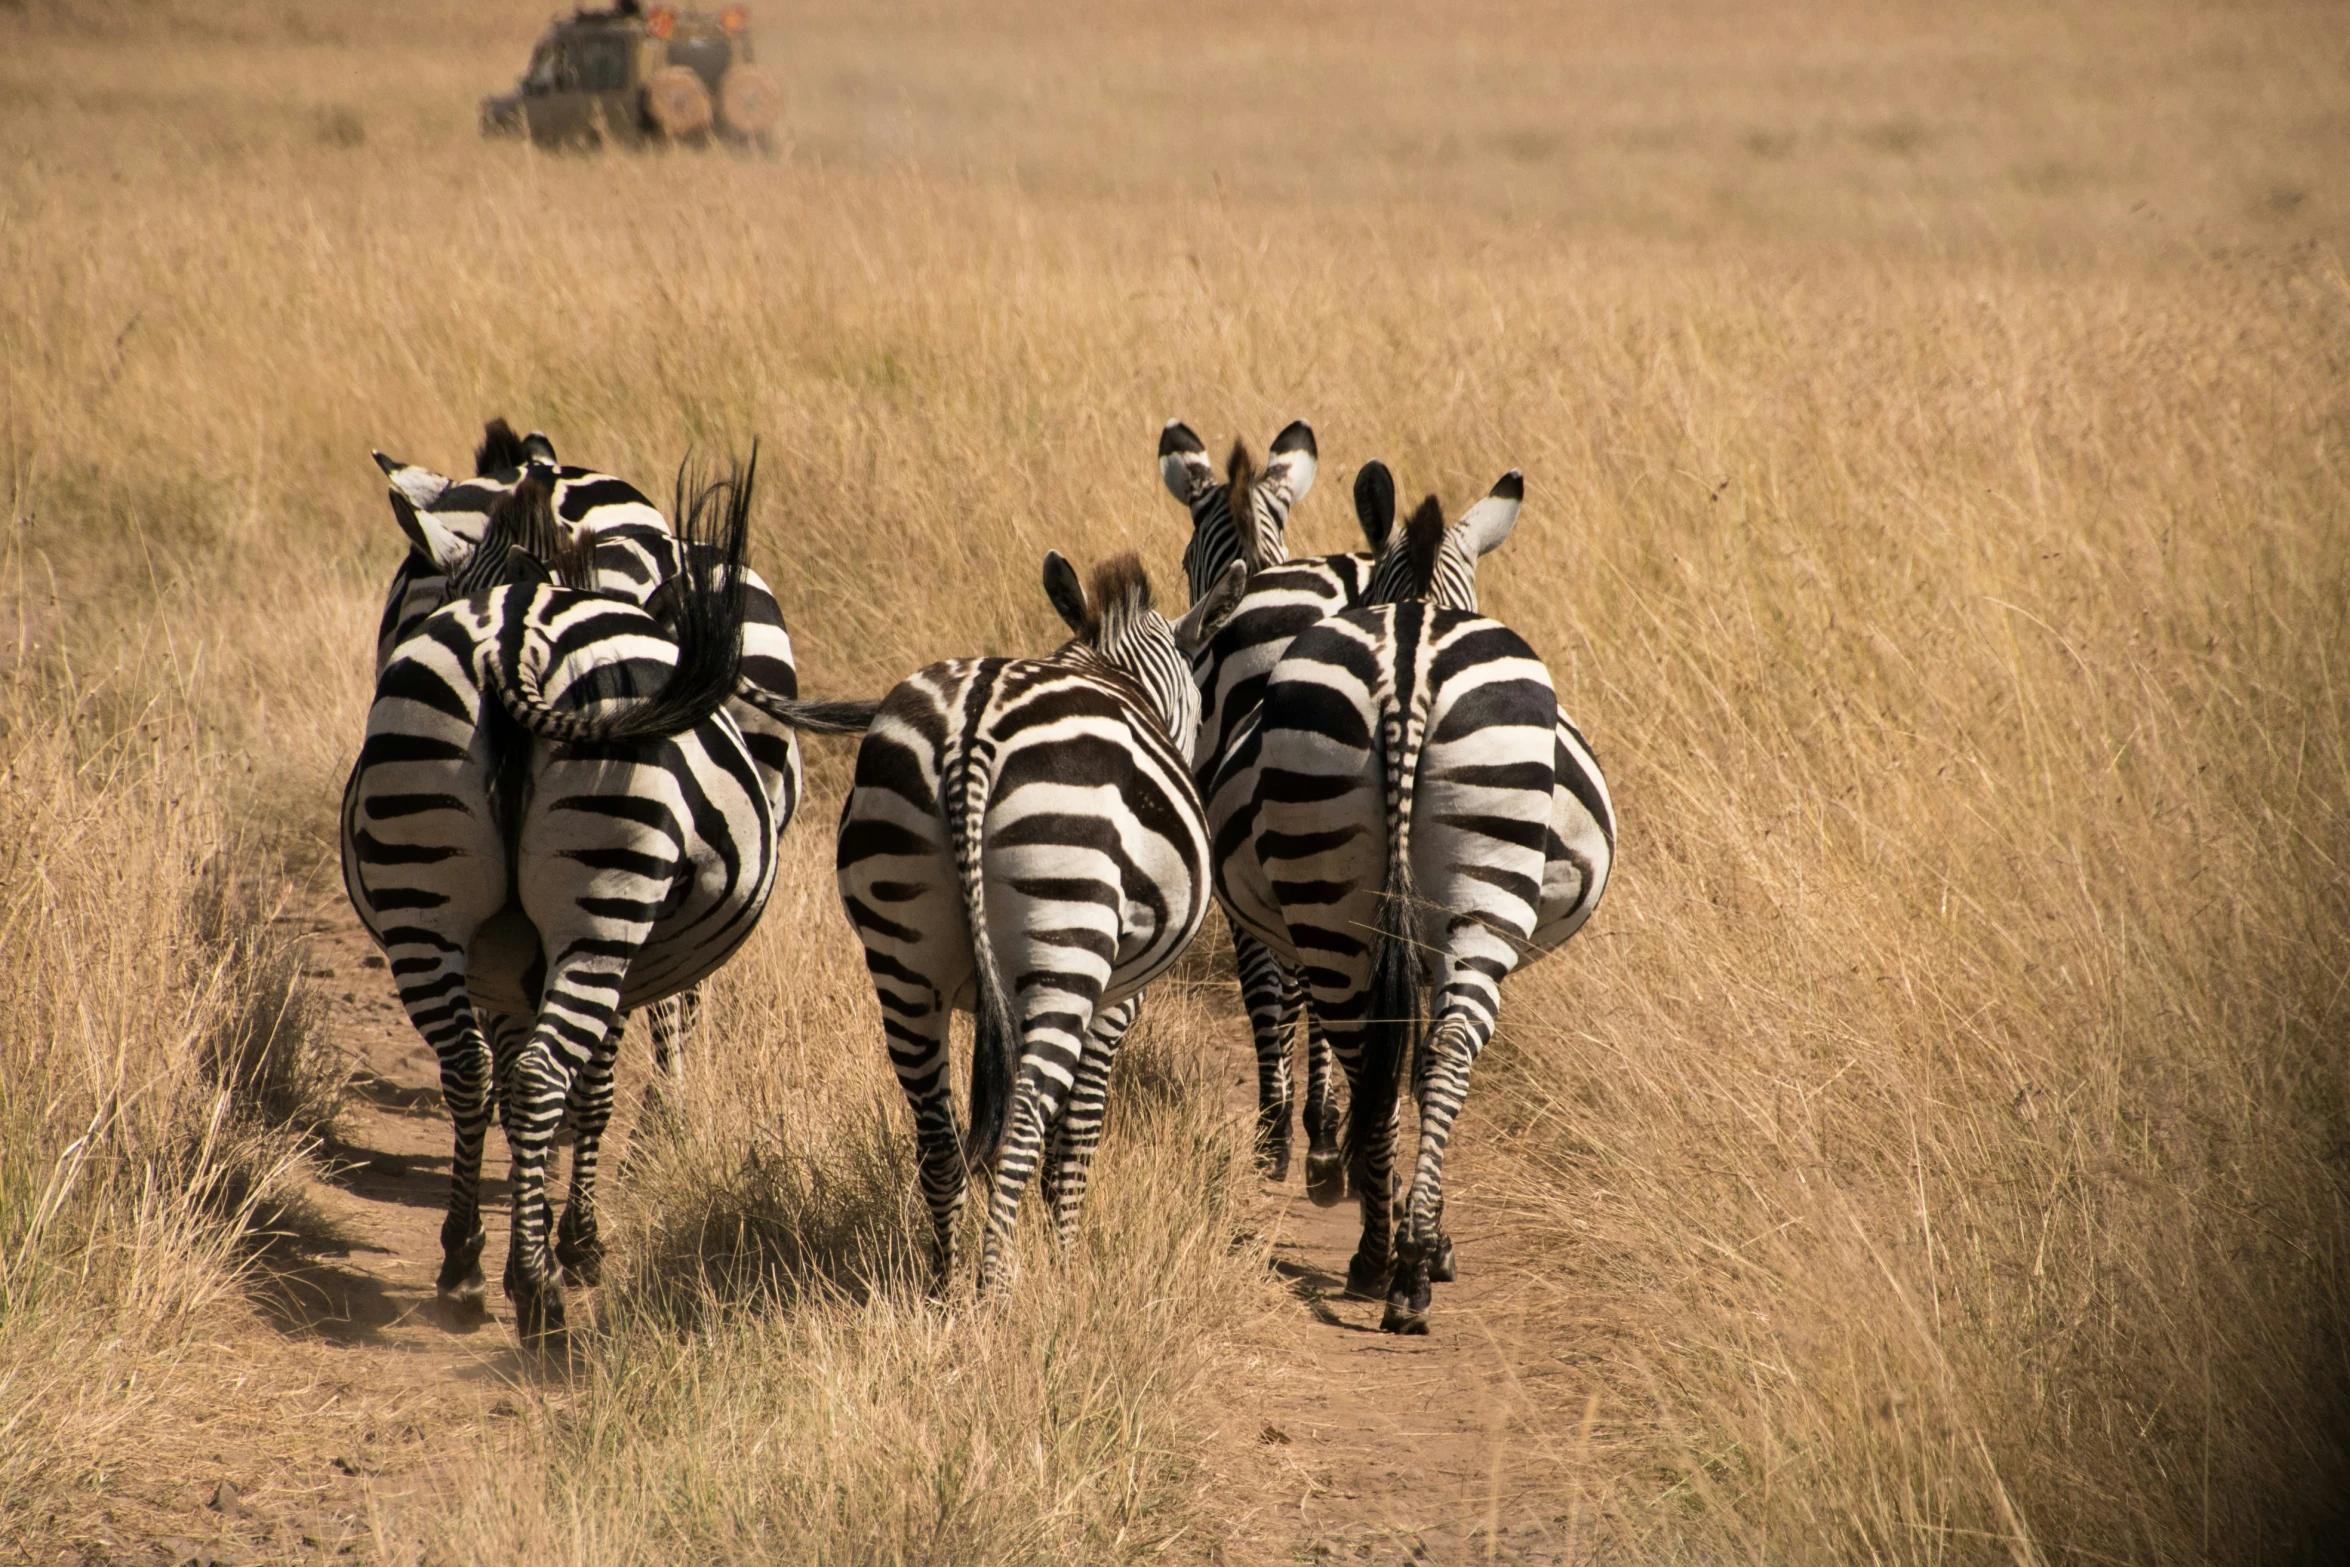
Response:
[1159,418,1396,1198]
[343,465,791,1347]
[368,420,865,1079]
[836,550,1250,1296]
[1208,473,1615,1333]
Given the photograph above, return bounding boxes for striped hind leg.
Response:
[1232,929,1297,1179]
[647,987,701,1081]
[500,956,628,1348]
[380,929,502,1312]
[977,987,1097,1298]
[1296,972,1346,1205]
[877,982,965,1294]
[626,989,702,1158]
[1382,954,1510,1333]
[555,1015,625,1288]
[1040,995,1141,1246]
[1310,997,1402,1301]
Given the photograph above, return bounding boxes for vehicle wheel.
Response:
[644,66,714,140]
[717,65,781,139]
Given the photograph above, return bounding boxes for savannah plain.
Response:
[5,0,2350,1561]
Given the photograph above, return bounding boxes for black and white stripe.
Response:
[368,422,849,1081]
[1209,474,1615,1334]
[342,468,779,1347]
[836,551,1248,1295]
[1161,419,1393,1196]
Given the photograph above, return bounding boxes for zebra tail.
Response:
[487,455,756,745]
[730,682,882,735]
[946,737,1019,1176]
[1347,614,1428,1177]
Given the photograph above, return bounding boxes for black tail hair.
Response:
[476,417,531,476]
[729,685,882,735]
[1349,856,1424,1185]
[1346,626,1428,1184]
[483,453,754,745]
[945,734,1018,1175]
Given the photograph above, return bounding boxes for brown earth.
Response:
[58,888,1596,1567]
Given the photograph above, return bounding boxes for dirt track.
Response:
[120,892,1595,1566]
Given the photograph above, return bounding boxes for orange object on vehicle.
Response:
[719,6,748,35]
[646,5,675,38]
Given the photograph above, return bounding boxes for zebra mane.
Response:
[552,525,602,589]
[1402,494,1445,592]
[1082,552,1154,645]
[450,478,563,596]
[1222,440,1280,573]
[476,418,532,477]
[1365,493,1449,605]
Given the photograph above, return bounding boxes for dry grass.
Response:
[4,0,2349,1560]
[0,650,335,1542]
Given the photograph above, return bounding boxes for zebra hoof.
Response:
[436,1276,489,1319]
[1381,1266,1434,1334]
[556,1207,603,1287]
[436,1231,488,1308]
[1256,1139,1293,1184]
[514,1283,570,1352]
[1379,1299,1432,1335]
[1304,1148,1347,1208]
[556,1236,603,1289]
[1429,1234,1457,1284]
[1343,1251,1389,1300]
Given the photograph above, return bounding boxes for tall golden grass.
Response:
[5,0,2348,1559]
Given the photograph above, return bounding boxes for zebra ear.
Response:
[1353,460,1396,551]
[522,430,558,465]
[504,547,554,588]
[388,488,474,570]
[1042,550,1090,633]
[1170,559,1249,653]
[1159,420,1215,505]
[1260,420,1317,508]
[1453,470,1523,558]
[374,450,452,512]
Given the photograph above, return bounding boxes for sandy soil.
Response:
[64,892,1594,1567]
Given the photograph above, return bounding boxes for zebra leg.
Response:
[647,986,701,1083]
[423,999,495,1313]
[1320,1018,1400,1300]
[501,955,627,1349]
[976,1067,1064,1299]
[976,971,1097,1296]
[555,1018,623,1288]
[881,987,965,1295]
[1041,995,1140,1247]
[1298,974,1347,1206]
[499,1029,571,1347]
[1385,1010,1492,1335]
[1232,929,1296,1180]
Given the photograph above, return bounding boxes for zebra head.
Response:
[1159,419,1319,602]
[372,420,674,671]
[1364,470,1524,612]
[374,418,562,559]
[1042,550,1250,752]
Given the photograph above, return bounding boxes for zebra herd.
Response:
[341,416,1614,1347]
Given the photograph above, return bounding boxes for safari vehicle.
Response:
[480,3,781,149]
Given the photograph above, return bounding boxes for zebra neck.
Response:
[1052,643,1176,741]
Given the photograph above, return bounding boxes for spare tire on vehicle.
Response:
[644,65,714,139]
[717,65,782,138]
